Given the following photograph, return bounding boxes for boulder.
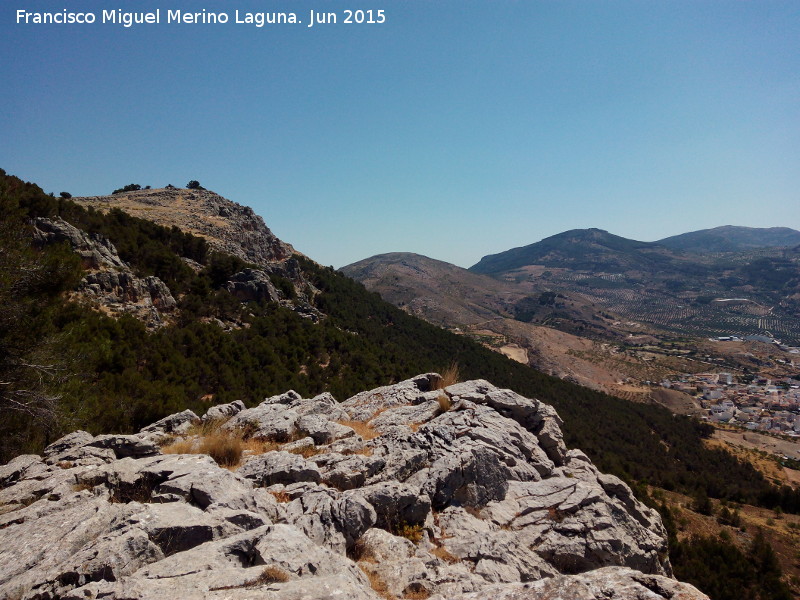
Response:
[284,487,376,553]
[225,268,281,303]
[224,403,300,441]
[353,481,431,530]
[238,451,322,487]
[342,373,440,421]
[202,400,246,422]
[140,409,200,435]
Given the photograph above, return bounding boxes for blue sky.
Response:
[2,1,798,268]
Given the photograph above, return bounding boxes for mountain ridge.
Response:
[73,187,296,267]
[658,225,800,253]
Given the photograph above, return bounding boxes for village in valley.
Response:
[660,336,800,462]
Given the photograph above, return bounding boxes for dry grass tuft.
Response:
[431,545,459,564]
[403,586,431,599]
[187,417,229,437]
[337,420,381,441]
[287,445,321,458]
[269,490,292,503]
[342,446,374,457]
[161,425,323,471]
[161,438,196,455]
[349,537,376,563]
[547,506,566,522]
[435,394,452,413]
[250,565,290,585]
[210,565,291,591]
[242,438,280,455]
[198,431,243,468]
[358,564,393,599]
[72,481,95,493]
[433,363,460,390]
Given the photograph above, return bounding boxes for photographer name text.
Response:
[15,8,386,28]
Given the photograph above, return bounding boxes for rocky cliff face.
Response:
[72,188,295,266]
[33,216,177,326]
[0,375,708,600]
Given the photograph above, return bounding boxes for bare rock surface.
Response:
[428,566,709,600]
[32,216,177,326]
[72,188,295,266]
[0,374,708,600]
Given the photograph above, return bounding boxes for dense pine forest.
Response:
[0,169,797,598]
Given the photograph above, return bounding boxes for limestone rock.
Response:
[225,268,281,303]
[0,375,705,599]
[33,216,126,270]
[239,451,322,487]
[202,400,246,422]
[427,566,710,599]
[224,403,300,441]
[140,409,200,435]
[354,481,431,529]
[342,373,440,421]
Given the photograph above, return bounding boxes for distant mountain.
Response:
[355,228,800,345]
[341,252,526,326]
[469,228,679,275]
[657,225,800,253]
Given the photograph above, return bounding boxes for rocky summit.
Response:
[72,187,295,266]
[0,375,708,600]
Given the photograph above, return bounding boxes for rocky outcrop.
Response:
[0,375,708,600]
[72,188,295,266]
[33,216,127,270]
[80,271,177,311]
[33,217,177,326]
[225,268,282,303]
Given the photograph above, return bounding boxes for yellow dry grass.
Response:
[433,363,460,390]
[269,490,292,503]
[431,545,459,564]
[161,438,196,455]
[358,564,393,599]
[337,420,381,441]
[435,394,452,413]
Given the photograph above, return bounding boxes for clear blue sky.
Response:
[2,1,798,268]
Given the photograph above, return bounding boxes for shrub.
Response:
[394,522,424,543]
[112,183,141,194]
[250,566,290,585]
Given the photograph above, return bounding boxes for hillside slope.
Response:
[658,225,800,253]
[73,187,295,266]
[465,228,800,343]
[4,169,800,598]
[341,252,526,326]
[470,228,677,275]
